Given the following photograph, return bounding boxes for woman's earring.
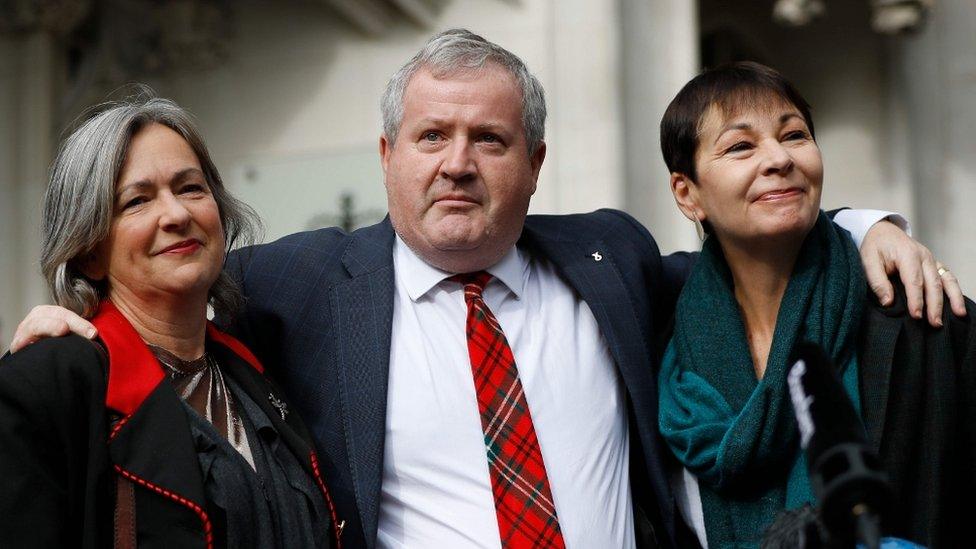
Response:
[693,213,706,242]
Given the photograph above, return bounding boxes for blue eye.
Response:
[423,132,441,142]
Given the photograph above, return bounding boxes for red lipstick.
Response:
[158,239,201,255]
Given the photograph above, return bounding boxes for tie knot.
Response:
[449,271,493,296]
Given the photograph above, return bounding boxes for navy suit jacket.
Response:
[222,209,695,548]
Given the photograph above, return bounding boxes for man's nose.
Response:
[440,139,477,183]
[761,141,794,176]
[158,193,192,230]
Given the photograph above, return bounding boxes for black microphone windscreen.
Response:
[788,342,890,548]
[787,342,866,469]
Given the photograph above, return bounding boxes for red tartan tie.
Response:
[450,272,566,549]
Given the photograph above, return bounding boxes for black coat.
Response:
[859,283,976,548]
[0,309,339,548]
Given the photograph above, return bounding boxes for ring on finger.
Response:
[937,265,950,277]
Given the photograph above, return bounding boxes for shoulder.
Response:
[0,335,106,404]
[865,279,976,322]
[864,280,976,355]
[526,208,649,236]
[946,295,976,354]
[525,209,659,253]
[1,334,104,376]
[523,209,667,304]
[230,226,354,269]
[228,220,394,278]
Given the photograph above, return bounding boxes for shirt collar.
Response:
[394,235,527,302]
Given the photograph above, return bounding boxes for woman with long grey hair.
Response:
[0,93,340,548]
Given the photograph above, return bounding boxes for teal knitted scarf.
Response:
[659,212,866,547]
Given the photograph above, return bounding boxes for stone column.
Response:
[0,32,57,344]
[618,0,700,253]
[887,0,976,288]
[545,0,626,213]
[0,37,20,345]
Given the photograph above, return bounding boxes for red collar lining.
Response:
[205,323,264,374]
[92,301,265,416]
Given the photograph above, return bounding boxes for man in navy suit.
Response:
[218,30,696,547]
[210,28,679,547]
[9,29,962,549]
[214,30,953,548]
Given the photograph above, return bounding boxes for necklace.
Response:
[148,344,209,378]
[146,343,256,469]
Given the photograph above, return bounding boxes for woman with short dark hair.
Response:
[657,61,975,548]
[0,94,341,548]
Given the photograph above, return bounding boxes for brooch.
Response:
[268,393,289,421]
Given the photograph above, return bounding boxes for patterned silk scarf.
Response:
[658,212,866,547]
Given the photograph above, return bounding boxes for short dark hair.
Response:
[660,61,815,181]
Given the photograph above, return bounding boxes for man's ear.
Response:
[379,133,392,176]
[528,141,546,194]
[670,172,705,224]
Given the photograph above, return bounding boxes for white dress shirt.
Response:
[831,209,911,244]
[377,237,635,549]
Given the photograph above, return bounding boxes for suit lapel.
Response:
[520,223,677,539]
[108,381,209,540]
[858,300,903,452]
[525,236,651,386]
[331,220,397,549]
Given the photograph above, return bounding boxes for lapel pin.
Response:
[591,251,603,262]
[269,393,289,421]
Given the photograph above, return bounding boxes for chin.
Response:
[426,218,487,250]
[423,232,502,273]
[756,220,816,243]
[166,270,220,296]
[162,280,210,297]
[767,205,817,231]
[428,235,486,255]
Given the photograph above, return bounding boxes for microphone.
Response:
[787,342,891,549]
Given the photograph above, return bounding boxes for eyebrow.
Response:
[416,117,450,128]
[713,112,804,144]
[779,112,802,124]
[474,122,506,131]
[116,167,206,197]
[415,118,509,133]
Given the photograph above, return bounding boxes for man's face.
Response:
[380,64,546,273]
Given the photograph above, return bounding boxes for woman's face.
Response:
[682,98,823,247]
[88,123,225,305]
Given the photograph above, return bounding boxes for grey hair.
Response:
[380,28,547,152]
[41,88,260,318]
